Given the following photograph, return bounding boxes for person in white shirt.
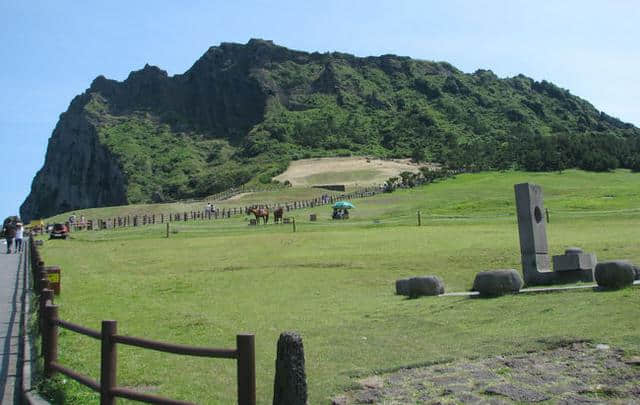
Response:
[14,222,24,253]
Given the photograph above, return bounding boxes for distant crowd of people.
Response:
[68,213,87,228]
[205,202,217,214]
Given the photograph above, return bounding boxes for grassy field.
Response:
[37,170,640,404]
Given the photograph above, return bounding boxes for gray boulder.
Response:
[633,264,640,280]
[408,276,445,298]
[473,269,523,297]
[395,278,410,296]
[595,260,635,289]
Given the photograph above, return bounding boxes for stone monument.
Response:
[514,183,595,285]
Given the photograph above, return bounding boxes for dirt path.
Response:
[333,342,640,404]
[273,157,437,186]
[223,192,253,201]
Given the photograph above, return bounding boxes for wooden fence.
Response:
[67,185,384,232]
[29,237,256,404]
[44,169,459,233]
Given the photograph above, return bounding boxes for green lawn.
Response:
[38,170,640,404]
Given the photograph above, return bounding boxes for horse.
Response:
[273,207,284,223]
[247,206,269,224]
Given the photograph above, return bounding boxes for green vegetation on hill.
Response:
[95,41,640,205]
[38,170,640,404]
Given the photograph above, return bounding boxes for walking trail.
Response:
[0,247,25,404]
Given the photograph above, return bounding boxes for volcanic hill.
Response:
[21,39,640,221]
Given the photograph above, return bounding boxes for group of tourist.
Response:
[68,213,87,228]
[205,202,217,214]
[2,218,24,254]
[332,208,349,219]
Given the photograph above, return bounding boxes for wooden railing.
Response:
[30,237,256,404]
[67,185,384,231]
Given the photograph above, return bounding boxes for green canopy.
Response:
[333,201,355,209]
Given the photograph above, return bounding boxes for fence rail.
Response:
[29,236,256,405]
[58,184,387,232]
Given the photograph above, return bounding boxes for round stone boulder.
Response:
[472,269,523,297]
[564,247,584,255]
[595,260,635,289]
[395,278,410,296]
[408,276,445,298]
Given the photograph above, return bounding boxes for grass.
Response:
[37,170,640,404]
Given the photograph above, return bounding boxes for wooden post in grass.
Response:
[40,288,54,333]
[43,303,58,378]
[100,320,117,405]
[292,218,296,233]
[417,210,422,226]
[166,222,170,238]
[237,334,256,405]
[545,208,550,223]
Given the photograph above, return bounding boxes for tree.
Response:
[411,146,426,163]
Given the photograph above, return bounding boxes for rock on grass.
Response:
[472,269,523,297]
[595,260,635,289]
[408,276,445,298]
[395,278,410,296]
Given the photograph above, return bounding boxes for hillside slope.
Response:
[21,39,640,221]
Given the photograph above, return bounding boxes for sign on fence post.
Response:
[45,265,61,295]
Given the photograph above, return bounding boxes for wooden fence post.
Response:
[43,303,58,378]
[292,218,296,233]
[40,273,50,294]
[166,222,170,238]
[100,320,117,405]
[40,288,54,333]
[417,210,421,226]
[545,208,550,223]
[237,334,256,405]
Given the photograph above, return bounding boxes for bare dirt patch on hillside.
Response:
[224,192,252,201]
[332,342,640,404]
[273,157,437,187]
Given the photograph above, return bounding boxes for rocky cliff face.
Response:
[21,39,640,221]
[20,94,128,221]
[21,39,282,221]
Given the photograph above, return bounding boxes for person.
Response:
[14,222,23,252]
[3,220,16,254]
[206,202,212,213]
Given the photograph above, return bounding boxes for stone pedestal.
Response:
[514,184,596,286]
[552,248,595,283]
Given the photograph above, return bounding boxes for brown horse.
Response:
[273,207,284,223]
[247,206,269,224]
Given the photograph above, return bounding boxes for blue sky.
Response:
[1,0,638,220]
